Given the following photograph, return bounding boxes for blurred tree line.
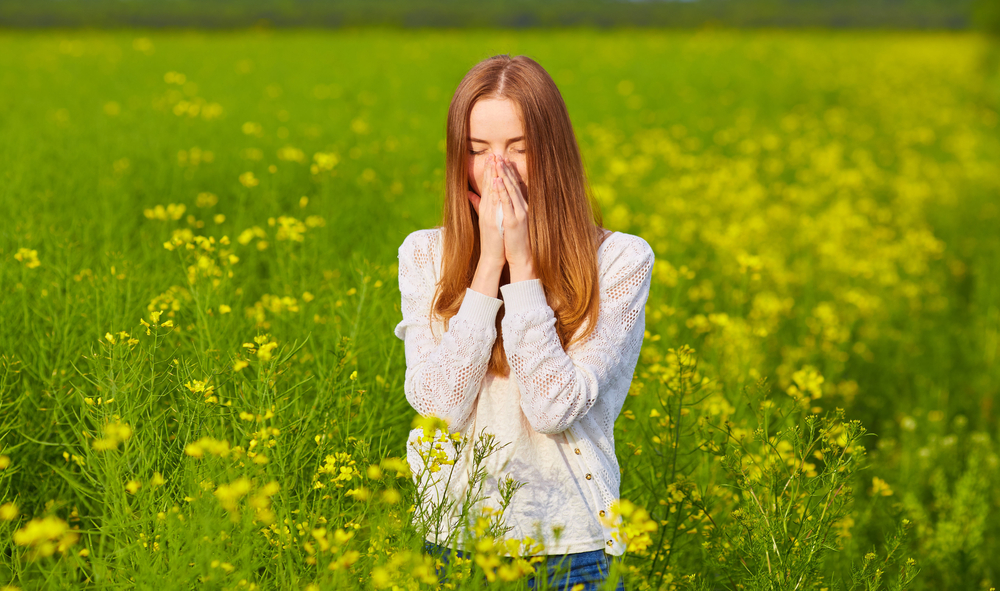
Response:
[0,0,995,30]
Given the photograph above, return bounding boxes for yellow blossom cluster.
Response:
[871,476,893,497]
[601,499,658,554]
[0,501,18,521]
[139,309,174,335]
[147,286,189,321]
[276,145,306,163]
[247,424,279,465]
[310,152,339,175]
[240,334,279,363]
[144,203,186,221]
[371,550,438,589]
[91,419,133,451]
[269,215,306,242]
[13,248,40,269]
[786,366,826,413]
[213,477,280,524]
[246,294,301,328]
[239,171,259,187]
[170,95,223,119]
[302,527,360,570]
[184,436,232,458]
[13,516,79,559]
[103,330,139,347]
[160,233,239,285]
[470,536,546,583]
[313,452,361,492]
[184,378,220,404]
[410,415,463,474]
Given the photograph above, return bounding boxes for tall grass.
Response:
[0,29,998,589]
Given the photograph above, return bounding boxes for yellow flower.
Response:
[91,420,133,451]
[871,477,893,497]
[239,171,259,187]
[125,480,142,494]
[219,304,231,314]
[0,502,19,520]
[185,436,231,458]
[345,487,370,501]
[214,477,252,513]
[151,472,166,486]
[0,455,9,469]
[13,516,79,558]
[14,248,41,268]
[257,341,278,362]
[601,499,658,554]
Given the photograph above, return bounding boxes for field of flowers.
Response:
[1,29,998,590]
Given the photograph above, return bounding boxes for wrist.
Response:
[509,262,537,283]
[478,255,506,272]
[471,260,504,298]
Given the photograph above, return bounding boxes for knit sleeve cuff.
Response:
[455,288,504,327]
[499,279,548,314]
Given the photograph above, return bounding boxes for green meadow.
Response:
[1,28,999,590]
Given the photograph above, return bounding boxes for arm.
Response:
[393,231,503,433]
[499,236,654,435]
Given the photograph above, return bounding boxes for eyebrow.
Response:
[468,136,525,144]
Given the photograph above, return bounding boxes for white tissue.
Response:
[496,202,504,239]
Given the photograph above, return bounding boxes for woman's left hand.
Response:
[494,157,533,272]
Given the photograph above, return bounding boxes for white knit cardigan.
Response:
[394,227,654,555]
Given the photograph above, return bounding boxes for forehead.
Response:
[468,98,524,140]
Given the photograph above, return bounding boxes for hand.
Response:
[494,156,532,271]
[469,153,506,269]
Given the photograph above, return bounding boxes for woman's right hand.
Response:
[470,153,506,270]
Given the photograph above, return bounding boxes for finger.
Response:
[498,166,522,217]
[496,176,515,221]
[501,160,527,214]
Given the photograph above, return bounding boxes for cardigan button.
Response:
[585,473,592,480]
[599,510,605,517]
[574,448,581,455]
[606,540,613,547]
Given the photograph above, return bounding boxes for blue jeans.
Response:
[423,541,626,590]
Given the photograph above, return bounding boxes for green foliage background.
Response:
[0,0,984,29]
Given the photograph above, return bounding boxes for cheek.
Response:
[512,158,528,188]
[468,157,481,193]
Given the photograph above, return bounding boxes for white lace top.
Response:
[394,226,654,556]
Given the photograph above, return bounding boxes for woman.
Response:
[393,54,653,590]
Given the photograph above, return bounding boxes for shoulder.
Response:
[397,227,444,265]
[598,231,654,281]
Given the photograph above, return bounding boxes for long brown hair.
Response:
[434,54,607,378]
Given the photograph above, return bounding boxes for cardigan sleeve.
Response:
[499,235,654,435]
[393,230,504,433]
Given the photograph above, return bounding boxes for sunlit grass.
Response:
[0,29,998,590]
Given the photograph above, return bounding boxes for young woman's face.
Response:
[467,97,528,199]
